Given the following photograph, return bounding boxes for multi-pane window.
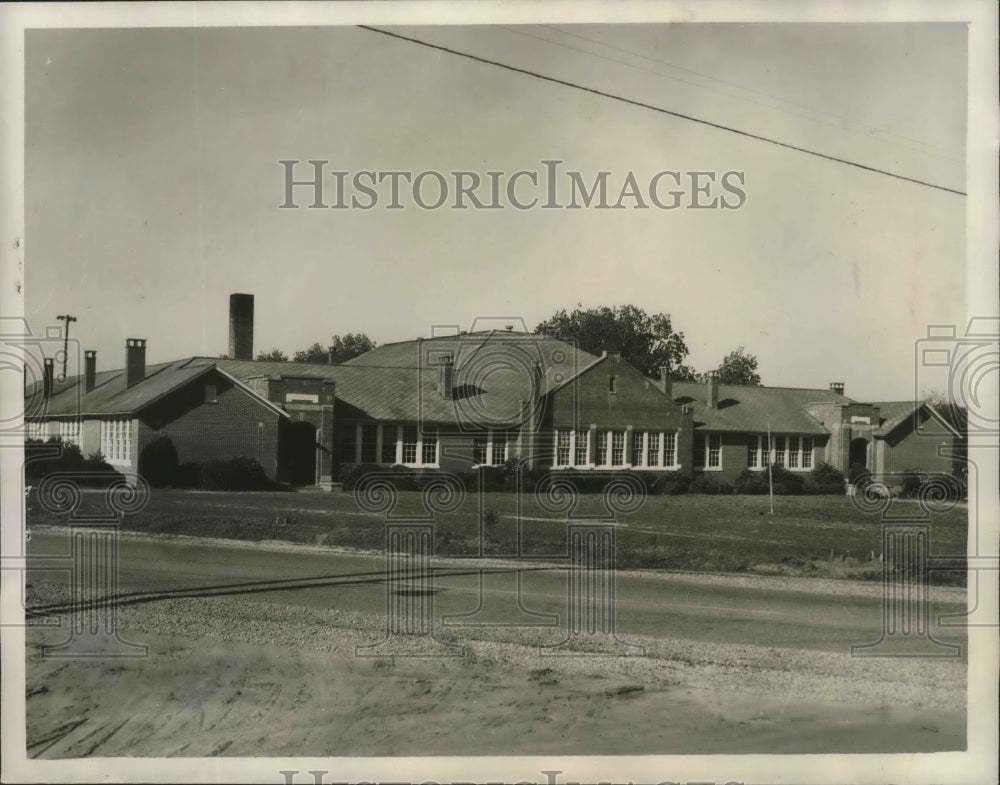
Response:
[663,432,676,467]
[346,423,443,467]
[773,436,786,466]
[491,434,508,465]
[595,430,608,466]
[473,437,488,466]
[421,428,438,465]
[574,430,589,466]
[59,420,81,445]
[748,435,812,471]
[553,429,591,467]
[100,418,132,464]
[556,430,571,466]
[381,425,397,464]
[647,432,661,467]
[401,426,419,464]
[787,436,800,468]
[610,431,625,466]
[360,424,378,463]
[631,433,644,466]
[553,428,679,469]
[706,434,722,468]
[472,430,512,466]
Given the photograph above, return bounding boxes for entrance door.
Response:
[849,437,869,471]
[282,421,318,486]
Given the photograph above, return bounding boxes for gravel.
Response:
[25,579,966,713]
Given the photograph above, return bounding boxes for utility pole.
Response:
[55,314,77,382]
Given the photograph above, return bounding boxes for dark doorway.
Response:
[281,421,318,486]
[849,437,869,470]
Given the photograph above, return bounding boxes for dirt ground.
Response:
[24,579,966,757]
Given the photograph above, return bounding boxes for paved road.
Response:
[25,530,967,655]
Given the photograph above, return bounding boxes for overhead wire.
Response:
[357,25,965,198]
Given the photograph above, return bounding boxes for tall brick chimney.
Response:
[829,382,845,396]
[706,370,719,409]
[84,350,97,393]
[125,339,146,388]
[439,353,454,400]
[229,293,254,361]
[43,357,54,400]
[658,367,672,398]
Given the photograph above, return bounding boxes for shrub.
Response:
[388,464,415,491]
[473,465,506,492]
[689,473,721,495]
[656,469,692,495]
[734,468,768,495]
[337,462,380,491]
[173,462,201,489]
[633,471,663,495]
[24,439,125,487]
[199,457,274,491]
[138,435,179,488]
[805,462,846,495]
[768,463,805,495]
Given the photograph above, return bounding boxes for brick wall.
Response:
[879,409,960,475]
[136,371,283,479]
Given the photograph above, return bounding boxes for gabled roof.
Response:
[344,330,601,392]
[27,358,288,420]
[871,400,965,439]
[670,381,854,434]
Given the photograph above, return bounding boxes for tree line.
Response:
[255,305,762,385]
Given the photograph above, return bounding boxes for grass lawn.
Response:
[26,488,968,584]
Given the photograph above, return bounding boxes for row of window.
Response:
[25,420,83,446]
[747,435,813,469]
[342,423,440,467]
[553,430,678,469]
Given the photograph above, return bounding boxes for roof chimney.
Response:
[829,382,845,396]
[125,339,146,388]
[43,357,54,400]
[706,370,719,409]
[228,293,254,361]
[658,367,672,398]
[84,350,97,393]
[439,353,454,399]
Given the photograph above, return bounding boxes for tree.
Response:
[292,334,377,364]
[329,333,376,363]
[293,343,329,363]
[535,305,690,378]
[256,348,288,362]
[713,346,762,386]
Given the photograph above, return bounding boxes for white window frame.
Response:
[100,417,132,465]
[748,434,813,471]
[59,419,81,446]
[552,428,594,469]
[355,423,439,468]
[471,429,510,467]
[553,429,681,470]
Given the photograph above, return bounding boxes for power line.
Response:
[358,25,965,198]
[531,24,960,162]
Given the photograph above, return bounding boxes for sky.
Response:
[24,22,968,401]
